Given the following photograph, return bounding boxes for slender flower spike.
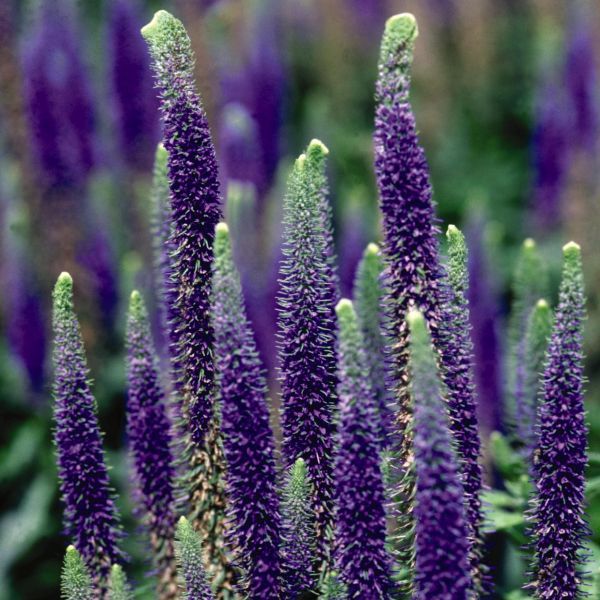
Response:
[52,273,122,585]
[334,299,393,599]
[353,242,391,447]
[517,299,553,460]
[438,225,486,589]
[126,291,177,598]
[212,223,281,598]
[278,143,337,558]
[107,565,133,600]
[280,458,316,598]
[61,546,93,600]
[319,572,347,600]
[407,310,472,599]
[529,242,588,598]
[374,13,444,586]
[142,12,232,595]
[175,517,215,600]
[508,238,548,426]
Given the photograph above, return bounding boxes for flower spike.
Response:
[61,546,93,600]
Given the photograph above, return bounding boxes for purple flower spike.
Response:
[334,299,393,599]
[278,140,337,563]
[407,310,473,599]
[107,0,159,172]
[52,272,122,587]
[212,223,281,599]
[528,242,588,599]
[374,13,444,586]
[142,12,232,596]
[439,225,486,591]
[126,291,177,599]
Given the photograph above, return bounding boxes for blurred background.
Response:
[0,0,599,597]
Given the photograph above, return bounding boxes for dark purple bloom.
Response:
[374,14,444,584]
[353,243,391,448]
[280,458,316,598]
[107,0,160,172]
[22,0,96,188]
[528,242,588,598]
[438,225,486,590]
[277,141,337,560]
[212,223,281,598]
[334,299,393,599]
[408,310,472,599]
[126,291,177,598]
[142,12,232,595]
[466,218,504,434]
[52,272,122,586]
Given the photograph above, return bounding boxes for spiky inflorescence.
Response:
[142,12,233,596]
[319,572,348,600]
[438,225,486,589]
[107,0,159,172]
[508,238,548,427]
[517,299,553,461]
[107,565,133,600]
[175,517,215,600]
[334,299,393,599]
[212,223,281,598]
[277,142,337,561]
[61,546,94,600]
[374,13,444,587]
[353,243,391,448]
[125,291,177,598]
[52,273,122,586]
[528,242,588,598]
[407,310,472,599]
[280,458,317,598]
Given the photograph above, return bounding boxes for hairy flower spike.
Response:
[280,458,316,598]
[353,243,391,447]
[212,223,281,598]
[277,142,338,562]
[508,238,548,426]
[142,12,232,595]
[61,546,93,600]
[528,242,588,598]
[517,299,553,461]
[52,273,122,586]
[407,310,473,599]
[107,565,133,600]
[126,291,177,598]
[175,517,215,600]
[438,225,486,589]
[334,299,393,599]
[374,13,445,589]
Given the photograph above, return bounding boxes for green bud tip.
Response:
[295,153,307,170]
[216,222,229,235]
[406,308,425,330]
[178,515,188,526]
[57,272,73,286]
[385,13,418,44]
[66,545,76,553]
[155,143,167,160]
[335,298,354,317]
[446,224,461,238]
[563,240,581,258]
[536,299,549,310]
[141,10,171,39]
[366,242,380,255]
[307,138,329,159]
[523,238,536,250]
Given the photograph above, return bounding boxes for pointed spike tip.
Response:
[307,138,329,158]
[366,242,380,255]
[563,240,581,256]
[57,271,73,286]
[385,13,418,44]
[66,545,76,553]
[335,298,354,317]
[536,298,549,309]
[178,515,188,526]
[523,238,536,250]
[216,222,229,235]
[407,308,425,329]
[141,9,172,39]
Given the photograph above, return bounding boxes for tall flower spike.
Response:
[52,273,122,586]
[142,12,232,596]
[517,299,552,461]
[107,565,133,600]
[438,225,486,589]
[212,223,281,598]
[126,291,178,598]
[528,242,588,598]
[61,546,94,600]
[175,517,215,600]
[277,143,337,562]
[407,310,472,599]
[507,238,548,427]
[280,458,316,598]
[374,13,444,587]
[334,299,393,599]
[353,242,391,447]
